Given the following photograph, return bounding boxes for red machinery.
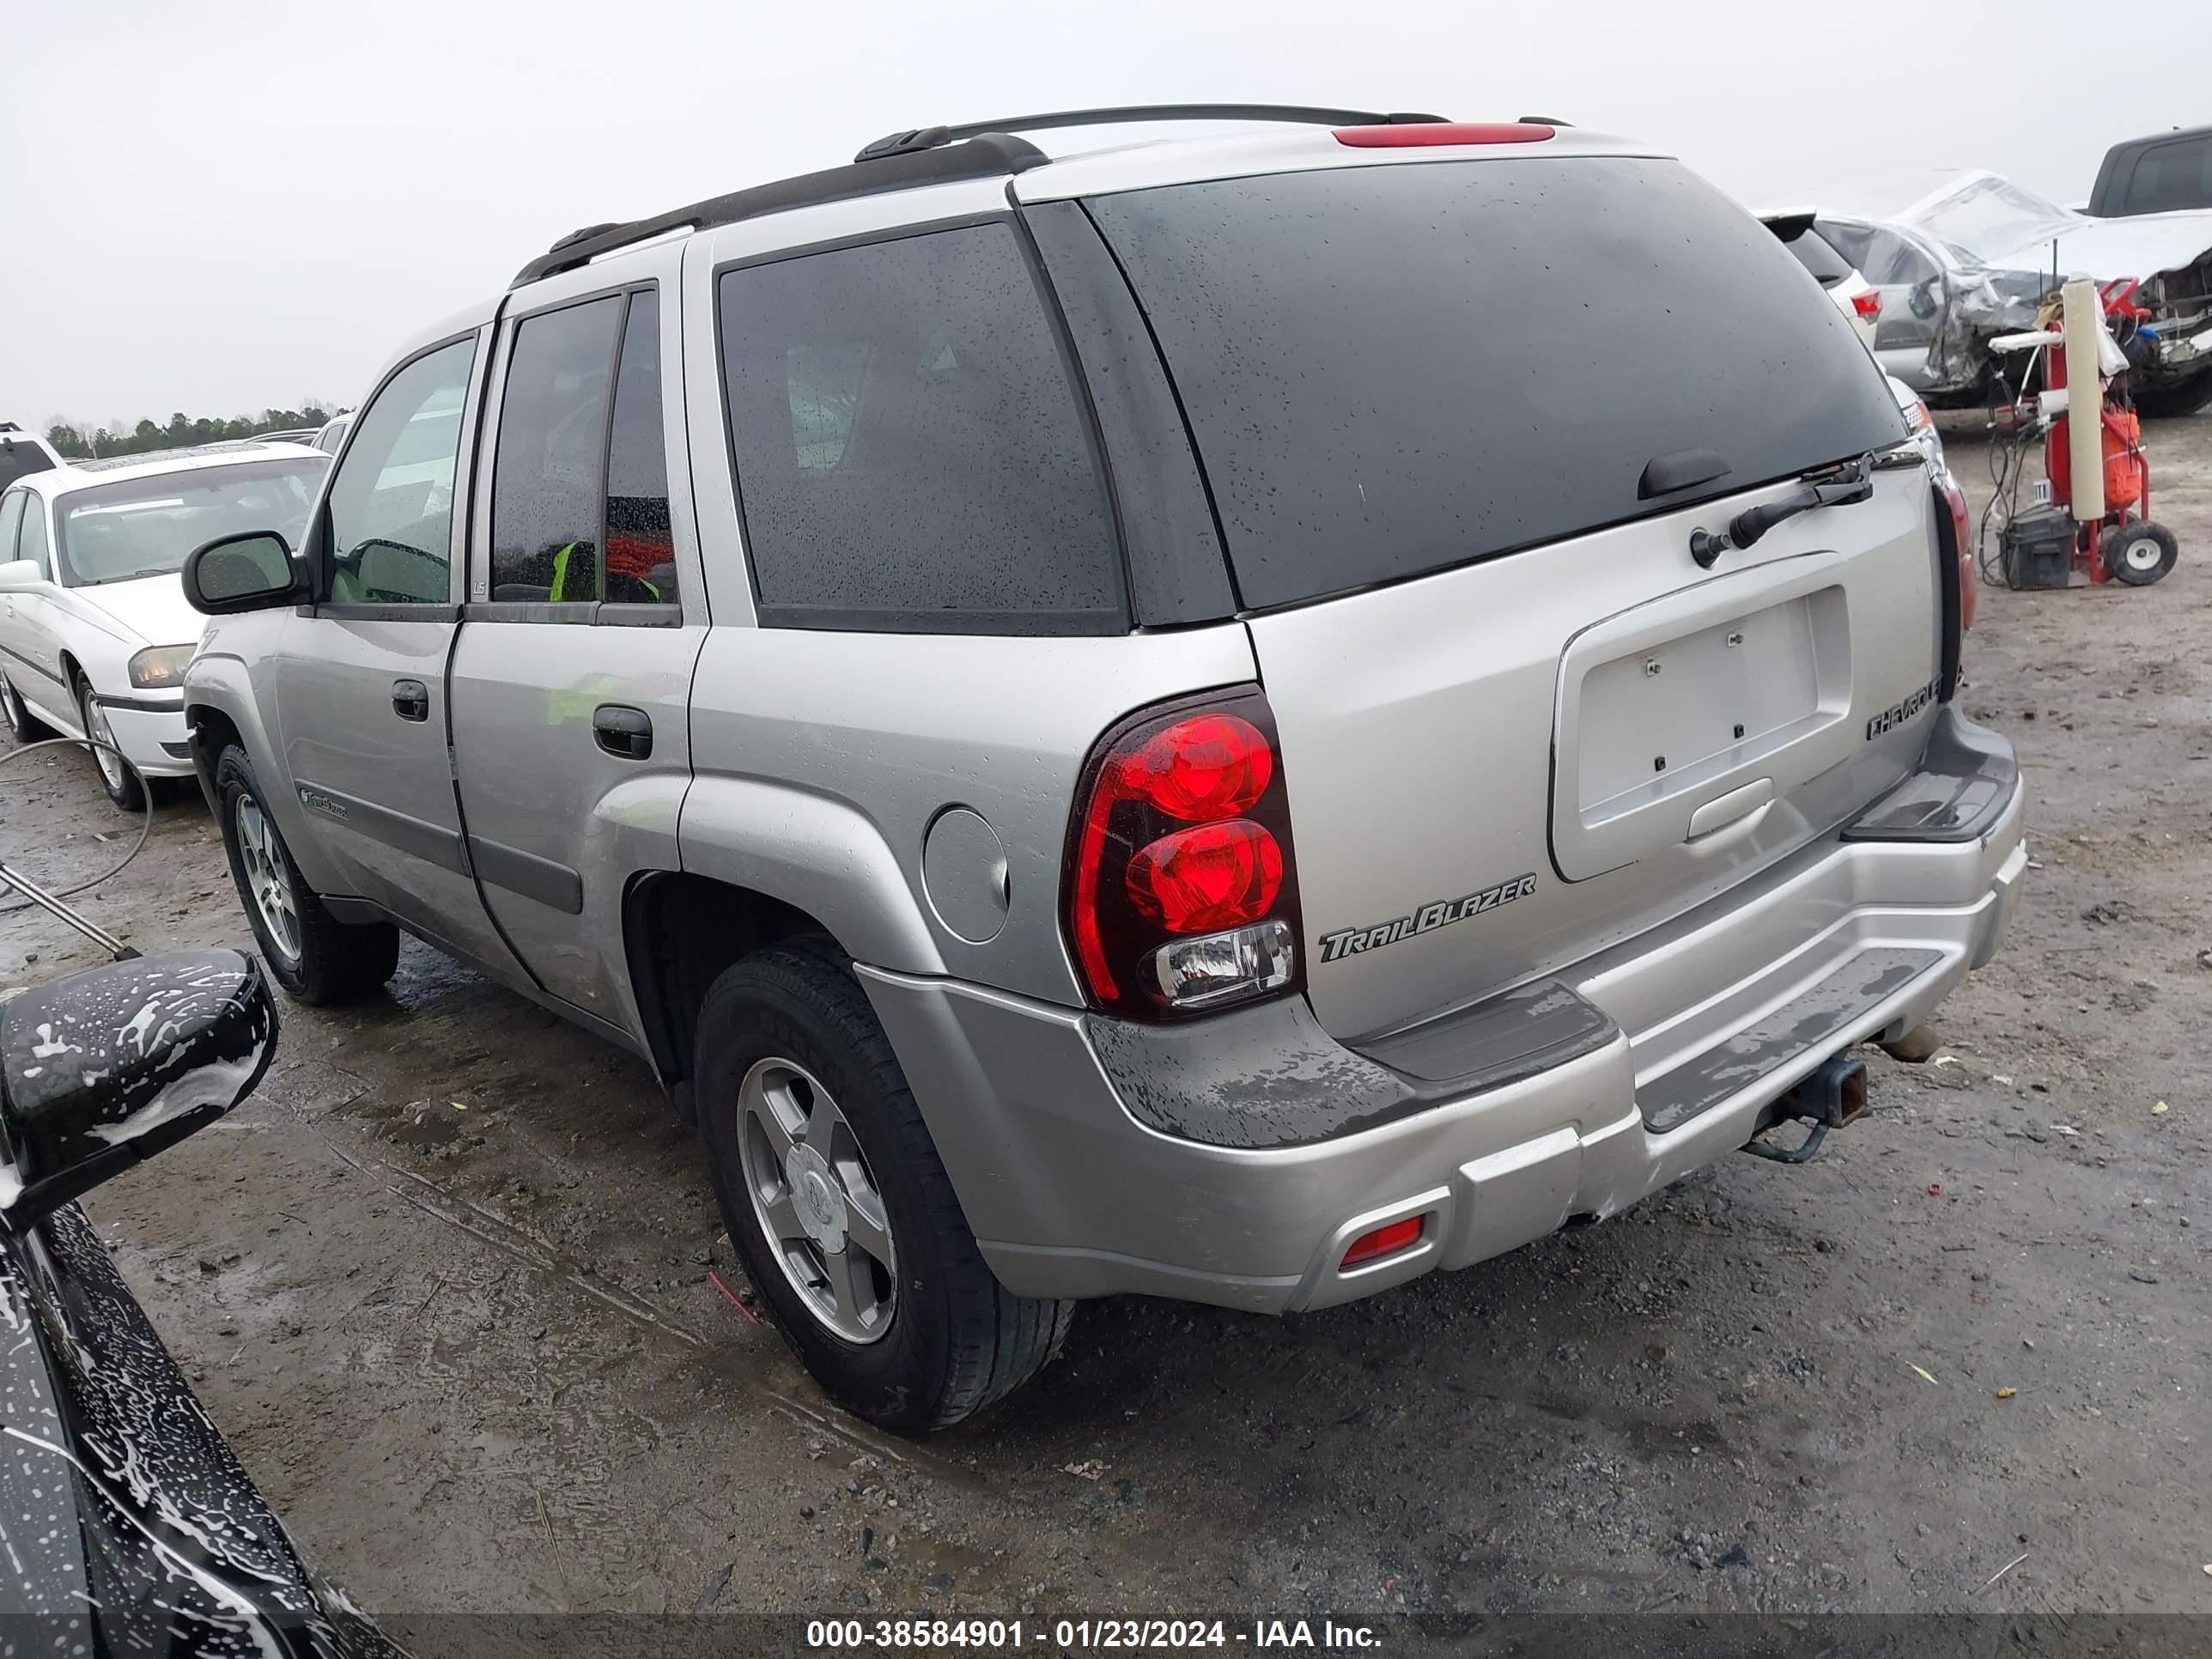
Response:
[1986,293,2179,590]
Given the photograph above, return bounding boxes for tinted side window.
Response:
[717,222,1124,635]
[2122,137,2212,215]
[326,338,475,605]
[604,294,678,605]
[0,444,54,489]
[16,495,49,578]
[490,296,623,603]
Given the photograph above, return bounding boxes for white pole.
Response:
[2061,275,2105,524]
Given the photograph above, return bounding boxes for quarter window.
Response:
[0,491,25,563]
[489,289,674,607]
[717,222,1124,635]
[604,295,677,605]
[325,338,475,605]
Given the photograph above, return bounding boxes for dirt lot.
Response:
[4,411,2209,1651]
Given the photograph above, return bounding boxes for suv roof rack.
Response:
[513,104,1454,289]
[511,132,1050,288]
[854,104,1449,162]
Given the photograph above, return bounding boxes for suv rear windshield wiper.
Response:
[1689,453,1875,568]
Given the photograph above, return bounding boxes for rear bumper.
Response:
[864,744,2025,1316]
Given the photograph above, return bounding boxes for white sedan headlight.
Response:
[126,645,194,690]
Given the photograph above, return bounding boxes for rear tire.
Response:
[76,679,145,813]
[2101,520,2178,587]
[0,673,51,744]
[214,744,399,1002]
[694,938,1073,1434]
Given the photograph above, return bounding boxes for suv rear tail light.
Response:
[1942,477,1976,632]
[1852,289,1882,319]
[1066,689,1304,1019]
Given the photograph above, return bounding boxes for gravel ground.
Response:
[3,409,2208,1650]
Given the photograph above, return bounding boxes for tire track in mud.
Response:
[279,1085,974,1485]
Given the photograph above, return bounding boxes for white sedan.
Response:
[0,444,328,811]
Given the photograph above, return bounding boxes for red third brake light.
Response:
[1334,122,1554,148]
[1066,690,1303,1018]
[1853,290,1883,318]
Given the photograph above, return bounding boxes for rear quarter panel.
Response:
[680,626,1259,1003]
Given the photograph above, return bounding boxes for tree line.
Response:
[45,406,340,459]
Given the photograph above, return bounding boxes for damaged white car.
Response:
[1824,173,2212,416]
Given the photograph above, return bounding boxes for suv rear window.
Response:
[2120,135,2212,215]
[0,441,55,489]
[717,222,1125,635]
[1086,158,1904,611]
[1770,218,1856,289]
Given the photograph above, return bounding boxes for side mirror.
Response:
[0,951,277,1231]
[182,531,307,616]
[0,559,44,592]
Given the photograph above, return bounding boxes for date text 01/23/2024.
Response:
[805,1617,1384,1649]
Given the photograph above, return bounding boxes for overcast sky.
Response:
[4,0,2208,429]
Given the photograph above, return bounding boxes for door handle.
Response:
[592,704,652,760]
[392,679,429,722]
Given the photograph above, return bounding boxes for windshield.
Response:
[1906,175,2078,263]
[1086,157,1903,611]
[54,457,328,587]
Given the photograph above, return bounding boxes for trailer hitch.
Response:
[1743,1054,1868,1164]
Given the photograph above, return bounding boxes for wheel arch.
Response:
[623,871,842,1112]
[182,658,349,896]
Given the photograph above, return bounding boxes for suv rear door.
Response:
[445,260,703,1030]
[1084,153,1933,1042]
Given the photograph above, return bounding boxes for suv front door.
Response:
[446,266,702,1032]
[276,331,525,980]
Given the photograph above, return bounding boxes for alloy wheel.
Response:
[734,1056,898,1344]
[234,793,301,963]
[81,691,127,792]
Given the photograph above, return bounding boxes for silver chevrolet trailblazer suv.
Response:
[180,106,2025,1433]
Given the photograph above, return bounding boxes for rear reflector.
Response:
[1334,122,1553,148]
[1341,1216,1425,1267]
[1852,290,1883,318]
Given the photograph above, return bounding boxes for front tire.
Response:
[76,679,145,812]
[215,744,399,1002]
[694,939,1073,1434]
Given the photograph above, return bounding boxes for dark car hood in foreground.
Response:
[0,1201,403,1657]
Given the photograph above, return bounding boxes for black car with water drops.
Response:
[0,946,404,1656]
